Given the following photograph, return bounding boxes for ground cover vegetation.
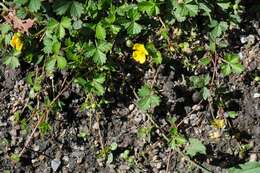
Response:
[0,0,259,172]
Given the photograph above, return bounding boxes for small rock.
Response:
[128,104,135,111]
[63,156,69,162]
[33,145,40,152]
[10,129,17,137]
[240,36,247,44]
[192,91,201,103]
[51,159,61,172]
[238,52,244,60]
[253,93,260,98]
[92,122,99,130]
[247,34,255,45]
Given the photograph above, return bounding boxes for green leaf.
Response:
[228,161,260,173]
[98,41,112,53]
[138,1,159,16]
[138,95,160,111]
[43,37,56,54]
[110,142,118,151]
[53,1,83,17]
[14,0,28,6]
[110,25,121,35]
[126,22,142,35]
[137,85,160,111]
[227,111,238,119]
[70,1,83,17]
[221,64,232,76]
[186,138,206,157]
[60,17,71,29]
[138,127,152,142]
[210,21,228,39]
[199,3,211,18]
[10,153,20,162]
[52,41,61,55]
[45,58,56,73]
[201,87,210,100]
[185,3,199,16]
[172,0,199,22]
[169,128,186,149]
[199,57,211,66]
[92,49,105,64]
[96,23,106,40]
[217,2,231,10]
[73,20,83,30]
[138,84,152,97]
[4,55,20,69]
[226,54,240,64]
[91,74,106,96]
[0,24,11,34]
[55,55,67,69]
[230,63,244,74]
[47,18,59,31]
[86,41,112,65]
[128,8,140,21]
[58,25,65,39]
[29,0,41,12]
[221,53,244,76]
[146,43,162,65]
[190,74,210,88]
[53,1,71,15]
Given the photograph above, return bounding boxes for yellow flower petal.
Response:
[10,33,23,52]
[132,43,149,64]
[133,43,148,55]
[133,51,146,64]
[211,119,225,129]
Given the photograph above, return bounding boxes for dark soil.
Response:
[0,8,260,173]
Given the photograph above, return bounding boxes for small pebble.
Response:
[51,159,61,172]
[240,36,247,44]
[253,93,260,98]
[128,104,135,111]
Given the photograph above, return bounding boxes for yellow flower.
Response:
[132,43,148,64]
[10,33,23,52]
[211,118,225,129]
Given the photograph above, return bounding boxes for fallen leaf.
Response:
[3,9,35,34]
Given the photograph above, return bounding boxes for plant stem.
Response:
[145,112,212,173]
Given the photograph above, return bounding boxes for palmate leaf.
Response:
[185,138,206,157]
[229,161,260,173]
[4,55,20,69]
[55,55,67,69]
[29,0,41,12]
[146,43,162,65]
[172,0,199,22]
[126,22,142,35]
[138,1,160,16]
[53,0,83,17]
[96,23,106,40]
[221,53,244,76]
[93,49,107,65]
[60,17,71,29]
[47,17,71,40]
[209,20,228,39]
[91,74,106,96]
[137,85,160,111]
[138,95,160,111]
[85,41,112,65]
[70,1,83,17]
